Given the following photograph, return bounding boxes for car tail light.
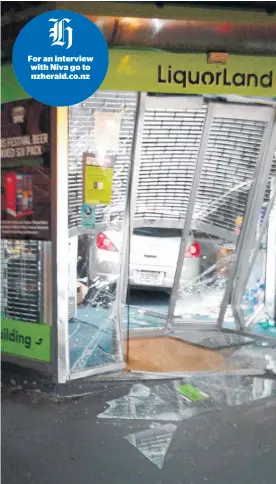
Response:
[96,232,117,252]
[185,242,201,258]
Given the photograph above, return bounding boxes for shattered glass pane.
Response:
[99,376,276,422]
[68,91,138,374]
[124,305,166,330]
[69,326,121,372]
[125,423,177,469]
[174,233,236,324]
[189,374,276,406]
[240,196,276,334]
[225,346,276,373]
[172,118,266,323]
[174,330,254,349]
[98,382,214,421]
[121,375,276,468]
[240,224,267,328]
[172,112,269,324]
[69,279,122,373]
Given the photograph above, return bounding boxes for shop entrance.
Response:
[65,91,276,378]
[2,91,275,380]
[124,94,276,373]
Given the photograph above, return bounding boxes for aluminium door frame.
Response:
[120,94,208,339]
[115,96,276,364]
[232,190,276,330]
[67,93,143,381]
[115,92,147,347]
[219,109,276,332]
[265,178,276,322]
[230,122,276,332]
[51,106,70,383]
[166,101,215,332]
[51,103,127,383]
[165,101,276,334]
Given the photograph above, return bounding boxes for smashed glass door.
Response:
[127,95,207,332]
[166,101,276,333]
[67,90,138,376]
[232,172,276,334]
[265,186,276,326]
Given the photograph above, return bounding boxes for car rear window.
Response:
[133,227,182,238]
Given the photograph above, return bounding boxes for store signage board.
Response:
[1,318,51,362]
[1,99,51,240]
[103,50,276,96]
[2,50,276,103]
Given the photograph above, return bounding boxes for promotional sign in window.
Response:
[1,99,51,240]
[83,152,115,205]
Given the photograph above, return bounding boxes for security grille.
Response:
[134,101,272,238]
[1,240,42,322]
[68,91,138,228]
[135,105,207,222]
[194,117,267,234]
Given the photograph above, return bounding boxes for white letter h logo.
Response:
[49,18,73,49]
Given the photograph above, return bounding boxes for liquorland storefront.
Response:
[1,4,276,382]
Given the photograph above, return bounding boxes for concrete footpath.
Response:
[2,376,276,484]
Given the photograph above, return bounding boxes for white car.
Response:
[88,227,201,290]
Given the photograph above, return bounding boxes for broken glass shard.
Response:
[225,346,276,373]
[189,374,276,406]
[174,330,254,349]
[98,382,213,421]
[124,423,177,469]
[98,376,276,421]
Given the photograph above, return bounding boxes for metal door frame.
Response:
[232,189,276,330]
[230,134,276,334]
[120,94,209,340]
[122,95,276,343]
[166,101,215,332]
[166,101,276,334]
[66,93,142,382]
[115,93,148,345]
[265,179,276,322]
[51,106,70,383]
[217,110,276,334]
[59,95,276,381]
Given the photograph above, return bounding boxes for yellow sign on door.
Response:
[84,165,113,205]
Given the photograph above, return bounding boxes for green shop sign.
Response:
[1,318,51,362]
[2,51,276,103]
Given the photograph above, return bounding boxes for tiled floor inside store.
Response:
[126,337,231,372]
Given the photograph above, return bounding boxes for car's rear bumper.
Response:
[90,262,199,289]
